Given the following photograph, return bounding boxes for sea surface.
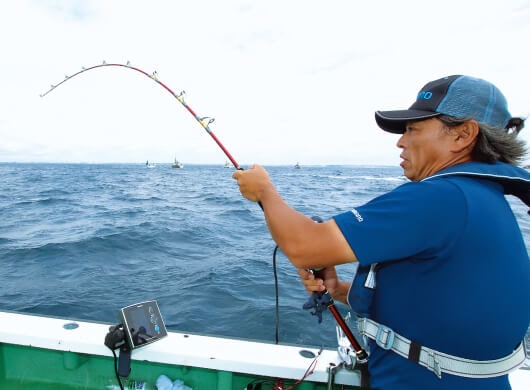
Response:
[1,163,529,349]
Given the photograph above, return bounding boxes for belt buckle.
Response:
[375,325,395,350]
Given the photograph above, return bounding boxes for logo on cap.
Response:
[417,91,433,100]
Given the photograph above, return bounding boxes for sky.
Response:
[1,0,529,166]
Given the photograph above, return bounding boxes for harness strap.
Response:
[357,317,526,379]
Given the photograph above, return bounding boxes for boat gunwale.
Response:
[0,310,361,385]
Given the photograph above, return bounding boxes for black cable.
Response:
[105,325,126,390]
[111,348,125,390]
[273,245,280,344]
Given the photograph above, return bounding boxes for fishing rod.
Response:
[303,274,368,361]
[41,62,367,379]
[303,218,369,364]
[40,61,240,170]
[303,278,371,389]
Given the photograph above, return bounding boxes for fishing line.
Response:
[40,61,240,169]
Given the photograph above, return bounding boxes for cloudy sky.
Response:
[1,0,529,166]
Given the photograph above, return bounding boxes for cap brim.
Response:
[375,110,440,134]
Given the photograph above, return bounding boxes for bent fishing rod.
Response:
[40,61,240,170]
[40,61,368,363]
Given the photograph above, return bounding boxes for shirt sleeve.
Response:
[333,179,468,266]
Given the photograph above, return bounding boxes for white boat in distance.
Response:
[172,158,184,168]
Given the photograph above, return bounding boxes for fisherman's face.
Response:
[396,118,455,181]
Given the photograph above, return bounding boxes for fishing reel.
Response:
[335,313,362,369]
[303,290,332,323]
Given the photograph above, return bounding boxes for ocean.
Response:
[1,163,529,348]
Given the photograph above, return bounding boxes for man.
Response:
[233,75,530,389]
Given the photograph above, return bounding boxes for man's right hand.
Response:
[298,267,350,305]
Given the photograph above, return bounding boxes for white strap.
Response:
[357,317,526,379]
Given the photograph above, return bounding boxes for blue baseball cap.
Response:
[375,75,512,134]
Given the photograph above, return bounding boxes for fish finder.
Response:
[120,300,167,349]
[104,300,167,378]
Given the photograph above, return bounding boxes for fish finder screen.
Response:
[121,300,167,349]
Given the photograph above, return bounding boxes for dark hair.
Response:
[438,115,527,166]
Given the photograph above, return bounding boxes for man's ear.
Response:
[452,120,479,152]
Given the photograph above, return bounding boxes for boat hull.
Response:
[0,311,361,389]
[1,311,528,389]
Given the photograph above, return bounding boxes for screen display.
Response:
[121,300,167,349]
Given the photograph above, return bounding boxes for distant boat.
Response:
[224,160,231,168]
[171,158,184,168]
[146,160,156,168]
[294,162,301,169]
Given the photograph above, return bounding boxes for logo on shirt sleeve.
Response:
[351,208,364,222]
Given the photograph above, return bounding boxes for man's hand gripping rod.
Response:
[302,217,369,365]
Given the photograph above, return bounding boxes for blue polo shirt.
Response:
[334,172,530,389]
